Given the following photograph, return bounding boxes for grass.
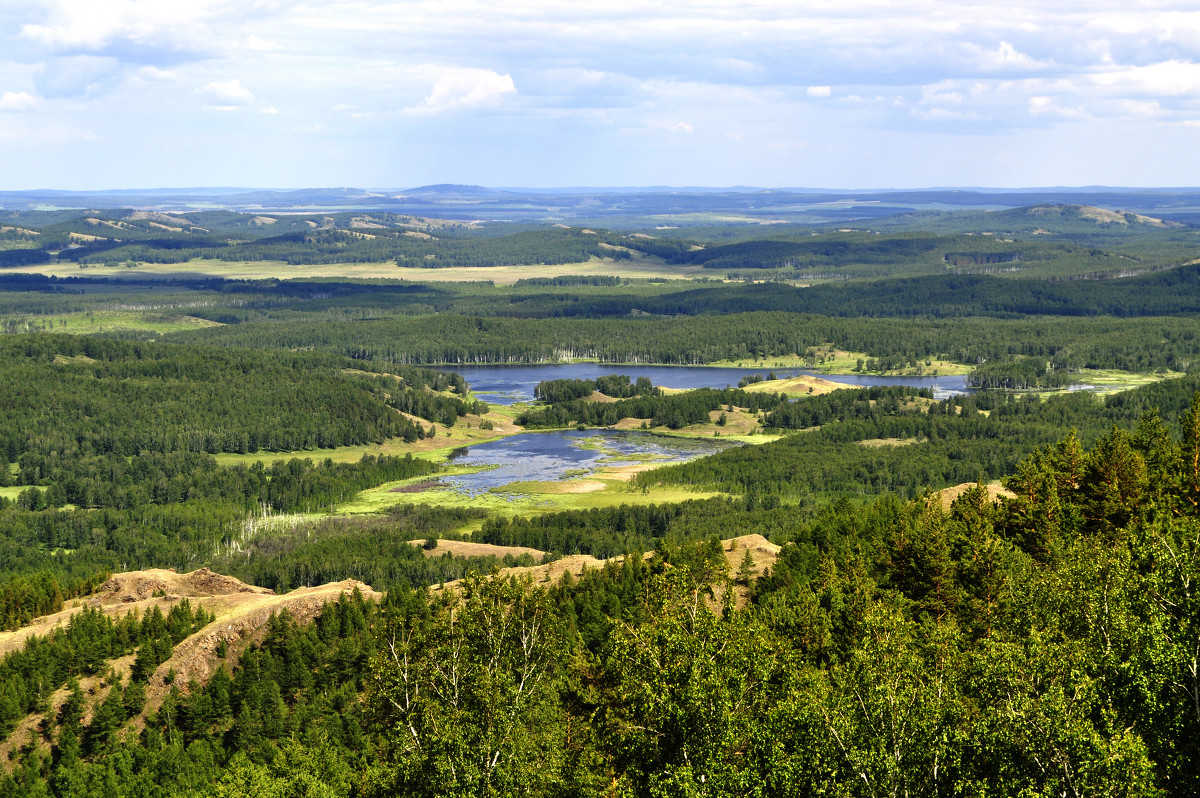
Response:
[708,350,973,376]
[1030,369,1184,398]
[0,485,41,501]
[341,468,720,520]
[12,254,706,285]
[19,310,223,337]
[740,374,845,397]
[211,409,519,468]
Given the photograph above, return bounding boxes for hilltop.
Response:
[0,569,379,763]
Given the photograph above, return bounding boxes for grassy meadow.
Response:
[10,253,704,284]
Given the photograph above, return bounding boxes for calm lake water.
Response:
[445,363,970,404]
[442,429,730,495]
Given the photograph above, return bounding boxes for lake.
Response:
[444,363,970,404]
[441,429,731,495]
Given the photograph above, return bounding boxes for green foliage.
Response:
[169,309,1200,374]
[0,334,465,464]
[366,577,569,797]
[519,384,790,430]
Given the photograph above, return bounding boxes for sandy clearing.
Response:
[408,539,546,560]
[0,568,275,657]
[0,570,380,760]
[431,533,782,608]
[742,374,845,397]
[934,481,1015,511]
[857,437,922,448]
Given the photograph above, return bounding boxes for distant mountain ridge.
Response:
[4,186,1200,225]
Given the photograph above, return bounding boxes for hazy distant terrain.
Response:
[5,185,1200,225]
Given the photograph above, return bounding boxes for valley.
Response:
[1,192,1199,796]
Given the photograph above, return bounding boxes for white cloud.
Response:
[1028,95,1085,118]
[10,0,1200,187]
[920,81,964,105]
[1092,60,1200,97]
[650,120,694,133]
[243,35,281,52]
[137,66,175,80]
[0,91,38,112]
[198,78,254,105]
[21,0,225,52]
[975,41,1050,72]
[407,67,516,114]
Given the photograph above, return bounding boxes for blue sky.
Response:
[2,0,1199,189]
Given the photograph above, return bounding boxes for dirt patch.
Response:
[722,534,782,608]
[600,463,659,481]
[0,570,378,762]
[434,554,609,593]
[743,374,843,397]
[542,479,607,494]
[432,534,782,605]
[0,569,275,658]
[857,437,921,448]
[409,539,545,560]
[934,481,1015,511]
[136,580,380,726]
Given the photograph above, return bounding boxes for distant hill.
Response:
[998,203,1182,229]
[401,184,505,196]
[5,186,1200,224]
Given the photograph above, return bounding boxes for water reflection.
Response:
[443,363,970,404]
[442,429,730,496]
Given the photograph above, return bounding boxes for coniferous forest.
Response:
[0,197,1199,796]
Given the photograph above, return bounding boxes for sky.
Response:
[2,0,1200,190]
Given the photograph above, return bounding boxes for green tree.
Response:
[367,577,569,797]
[600,566,780,796]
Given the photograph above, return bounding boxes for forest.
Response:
[1,198,1200,796]
[2,418,1198,797]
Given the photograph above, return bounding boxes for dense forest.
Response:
[0,335,479,462]
[2,200,1200,795]
[168,310,1200,374]
[2,417,1198,796]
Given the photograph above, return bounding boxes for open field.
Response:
[0,485,40,501]
[3,309,223,336]
[409,539,545,560]
[11,254,706,284]
[1051,368,1184,396]
[740,373,847,397]
[708,350,974,376]
[340,467,720,519]
[211,408,521,468]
